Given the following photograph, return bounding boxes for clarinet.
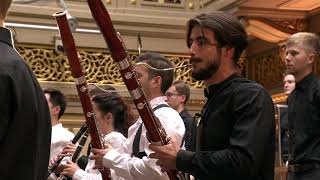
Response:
[53,11,111,180]
[47,124,87,178]
[61,130,89,180]
[86,1,183,179]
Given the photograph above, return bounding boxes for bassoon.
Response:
[86,0,182,179]
[53,11,111,180]
[47,124,87,178]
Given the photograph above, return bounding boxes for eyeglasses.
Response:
[165,92,180,97]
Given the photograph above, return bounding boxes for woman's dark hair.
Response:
[92,94,134,137]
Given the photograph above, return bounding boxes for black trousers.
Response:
[288,168,320,180]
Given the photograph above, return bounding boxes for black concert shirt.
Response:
[287,73,320,164]
[176,74,275,180]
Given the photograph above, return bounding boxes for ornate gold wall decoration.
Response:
[278,44,286,62]
[237,50,247,77]
[272,93,288,104]
[266,18,308,33]
[166,55,204,88]
[247,17,308,34]
[16,45,203,88]
[248,49,286,89]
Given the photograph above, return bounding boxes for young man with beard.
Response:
[149,12,275,180]
[0,0,51,179]
[284,32,320,180]
[90,52,185,180]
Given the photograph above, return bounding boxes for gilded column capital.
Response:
[241,16,308,44]
[258,17,308,34]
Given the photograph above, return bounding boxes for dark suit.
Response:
[0,27,51,179]
[179,109,193,150]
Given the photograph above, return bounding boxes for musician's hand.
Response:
[48,155,64,175]
[49,155,59,167]
[149,137,180,172]
[90,144,112,169]
[53,164,64,176]
[60,143,77,156]
[60,160,80,178]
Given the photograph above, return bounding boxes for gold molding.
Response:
[130,0,137,5]
[272,93,288,104]
[245,18,291,43]
[236,7,307,19]
[16,44,204,88]
[188,2,195,9]
[247,48,286,90]
[247,17,308,35]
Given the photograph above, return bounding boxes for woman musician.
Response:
[54,87,133,180]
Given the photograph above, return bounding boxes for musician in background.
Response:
[165,80,193,150]
[45,88,74,180]
[283,73,296,95]
[149,12,275,180]
[90,52,185,180]
[279,72,295,163]
[44,88,75,161]
[59,92,132,180]
[284,32,320,180]
[0,0,51,179]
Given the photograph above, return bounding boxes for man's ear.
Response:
[180,95,186,104]
[53,106,61,116]
[152,75,162,88]
[224,46,235,59]
[308,53,315,64]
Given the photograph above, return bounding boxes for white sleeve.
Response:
[102,108,185,180]
[73,133,127,180]
[72,169,102,180]
[103,149,166,180]
[72,158,102,180]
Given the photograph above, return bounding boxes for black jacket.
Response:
[179,109,193,150]
[287,73,320,164]
[0,27,51,180]
[177,74,275,180]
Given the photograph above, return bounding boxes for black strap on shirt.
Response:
[132,124,146,159]
[132,104,169,159]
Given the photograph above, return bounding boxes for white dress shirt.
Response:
[48,123,75,180]
[73,131,127,180]
[102,96,185,180]
[50,123,75,160]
